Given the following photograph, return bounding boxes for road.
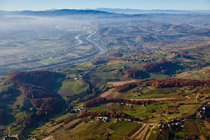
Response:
[3,126,19,140]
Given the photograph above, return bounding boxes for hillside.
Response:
[0,71,66,139]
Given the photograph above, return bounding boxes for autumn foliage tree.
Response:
[92,59,108,65]
[6,71,62,89]
[30,97,63,114]
[114,82,139,92]
[142,61,182,74]
[125,69,144,78]
[114,78,210,93]
[78,110,131,119]
[19,83,54,99]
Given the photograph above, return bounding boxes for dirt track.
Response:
[99,90,113,97]
[130,98,178,101]
[107,80,138,87]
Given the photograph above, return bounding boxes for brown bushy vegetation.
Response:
[125,69,144,78]
[30,97,62,114]
[19,83,54,99]
[78,110,130,118]
[114,78,210,92]
[92,59,108,65]
[147,78,210,88]
[143,61,173,72]
[6,71,61,89]
[142,61,181,74]
[114,82,139,92]
[83,97,159,107]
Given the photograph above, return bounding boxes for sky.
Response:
[0,0,210,11]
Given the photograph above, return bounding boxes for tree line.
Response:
[83,97,160,107]
[114,78,210,93]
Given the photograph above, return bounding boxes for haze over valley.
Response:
[0,10,209,76]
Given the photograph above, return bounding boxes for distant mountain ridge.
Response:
[1,8,209,17]
[97,8,210,14]
[0,9,113,16]
[0,9,154,18]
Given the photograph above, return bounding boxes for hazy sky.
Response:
[0,0,210,11]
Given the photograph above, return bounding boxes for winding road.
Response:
[3,126,19,140]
